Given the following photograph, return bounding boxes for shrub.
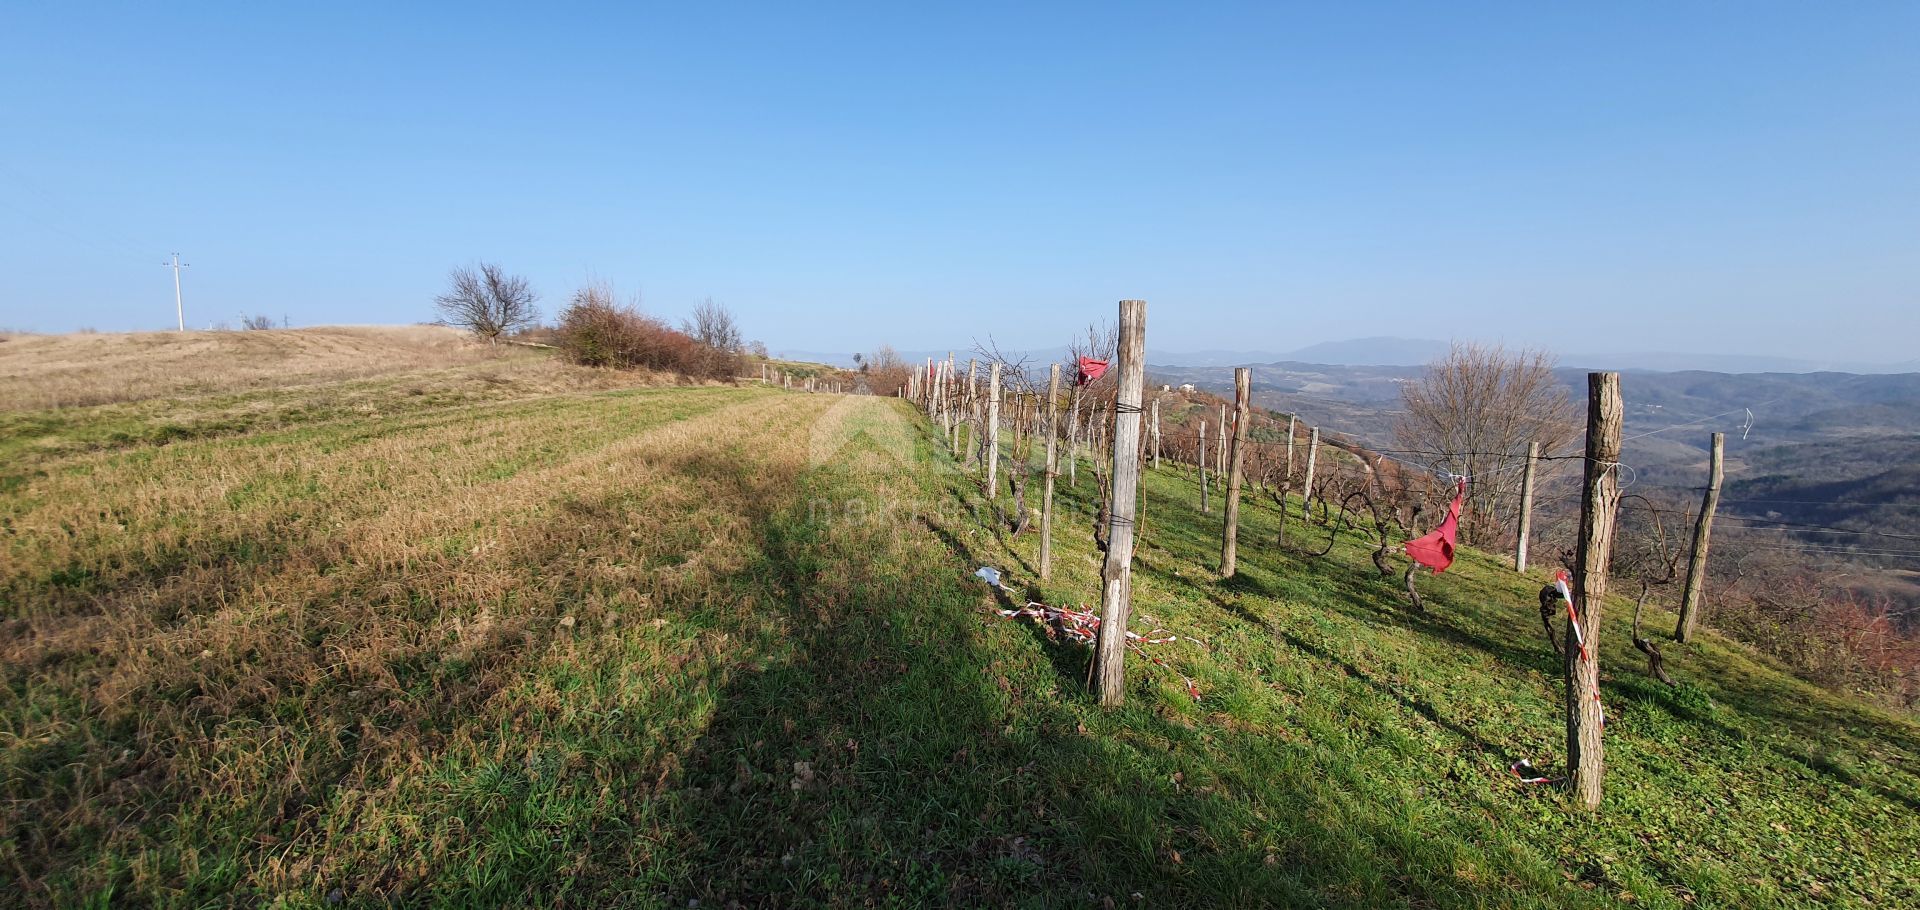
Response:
[555,286,736,381]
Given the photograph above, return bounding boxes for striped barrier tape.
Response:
[1554,570,1604,727]
[996,600,1203,701]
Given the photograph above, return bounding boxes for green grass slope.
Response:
[4,380,1916,908]
[781,407,1920,908]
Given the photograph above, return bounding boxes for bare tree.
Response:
[865,345,910,396]
[1394,342,1576,545]
[435,263,539,343]
[684,298,743,352]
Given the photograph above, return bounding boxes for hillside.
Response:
[1150,360,1920,583]
[0,325,495,411]
[2,343,1917,907]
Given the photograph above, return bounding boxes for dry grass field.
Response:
[3,332,1917,908]
[0,326,500,411]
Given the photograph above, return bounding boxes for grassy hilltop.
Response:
[2,330,1916,908]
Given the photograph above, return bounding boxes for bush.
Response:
[555,287,737,381]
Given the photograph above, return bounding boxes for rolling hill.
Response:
[2,331,1916,906]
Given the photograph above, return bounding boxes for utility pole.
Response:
[164,253,190,331]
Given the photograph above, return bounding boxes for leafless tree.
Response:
[1394,342,1576,546]
[240,313,275,331]
[435,263,539,343]
[684,298,743,352]
[865,345,910,396]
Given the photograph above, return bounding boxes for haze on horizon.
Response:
[2,3,1915,364]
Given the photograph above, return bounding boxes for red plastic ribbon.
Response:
[1405,478,1467,573]
[1075,357,1109,386]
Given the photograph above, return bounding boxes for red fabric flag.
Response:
[1406,478,1467,573]
[1076,357,1109,386]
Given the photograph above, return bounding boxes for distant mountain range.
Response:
[778,336,1920,375]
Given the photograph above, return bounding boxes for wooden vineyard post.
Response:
[1568,371,1624,811]
[1285,415,1297,478]
[1516,440,1540,572]
[1151,398,1161,470]
[1221,367,1251,577]
[1041,364,1061,579]
[1217,404,1227,489]
[986,363,1002,500]
[1675,432,1725,643]
[1301,427,1320,519]
[1066,390,1081,487]
[964,359,979,467]
[1093,299,1147,706]
[1198,420,1210,513]
[930,357,944,428]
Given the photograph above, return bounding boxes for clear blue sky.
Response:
[2,3,1915,361]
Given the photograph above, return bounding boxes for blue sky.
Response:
[2,3,1915,361]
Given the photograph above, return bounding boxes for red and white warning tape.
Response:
[996,601,1204,700]
[1553,570,1604,727]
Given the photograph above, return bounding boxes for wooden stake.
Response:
[1198,419,1210,513]
[1151,397,1161,470]
[1093,299,1147,706]
[1516,441,1540,572]
[1301,427,1320,518]
[1568,371,1623,811]
[1217,404,1227,489]
[1066,390,1080,487]
[986,363,1002,500]
[1221,367,1251,577]
[1675,432,1725,643]
[1041,364,1061,579]
[1285,415,1297,478]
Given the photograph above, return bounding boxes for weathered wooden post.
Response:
[1515,441,1540,572]
[1221,367,1251,577]
[986,363,1002,500]
[946,354,958,450]
[1285,415,1297,478]
[1065,390,1080,487]
[1568,372,1623,811]
[1093,300,1147,706]
[964,359,979,463]
[1675,432,1725,643]
[1040,364,1061,579]
[1301,427,1320,517]
[1216,404,1227,489]
[921,359,936,422]
[1198,419,1210,513]
[1151,398,1162,470]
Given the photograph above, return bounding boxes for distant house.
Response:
[1158,384,1172,392]
[1179,383,1196,392]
